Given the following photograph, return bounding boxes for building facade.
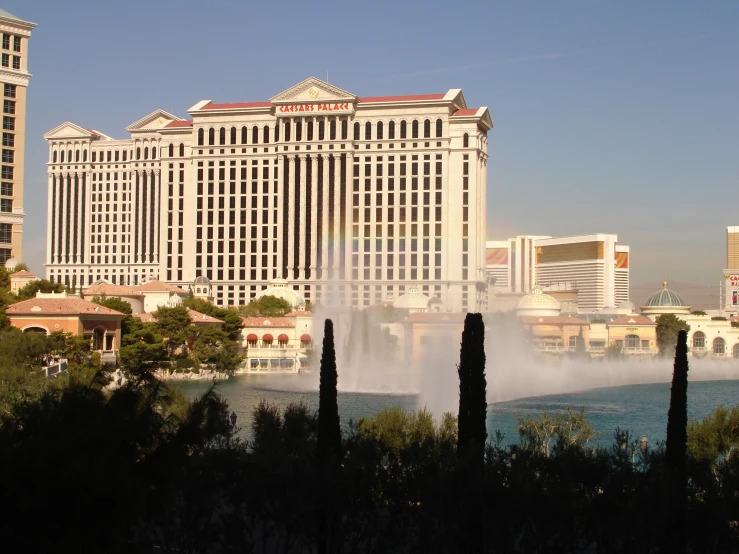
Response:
[724,226,739,311]
[43,77,492,312]
[0,9,35,265]
[486,233,630,312]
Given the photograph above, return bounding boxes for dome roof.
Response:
[394,285,430,311]
[255,278,305,309]
[516,287,561,317]
[193,275,211,285]
[644,281,687,307]
[4,257,19,271]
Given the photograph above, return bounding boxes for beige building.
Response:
[43,77,492,312]
[0,9,35,265]
[724,226,739,312]
[241,311,314,372]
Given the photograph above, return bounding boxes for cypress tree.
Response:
[665,329,689,475]
[317,318,341,465]
[457,312,487,460]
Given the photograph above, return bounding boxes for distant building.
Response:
[0,9,35,265]
[240,311,313,372]
[82,279,188,314]
[724,226,739,312]
[640,280,690,318]
[9,268,38,293]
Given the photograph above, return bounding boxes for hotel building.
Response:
[43,77,492,311]
[723,226,739,311]
[0,9,35,265]
[486,233,630,312]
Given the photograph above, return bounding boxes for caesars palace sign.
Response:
[276,102,354,116]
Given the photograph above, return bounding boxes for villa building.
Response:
[43,77,492,312]
[241,311,313,372]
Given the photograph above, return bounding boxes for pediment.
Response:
[125,109,182,133]
[44,122,103,141]
[479,108,493,131]
[270,77,356,104]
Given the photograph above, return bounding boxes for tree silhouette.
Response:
[457,312,487,461]
[317,318,341,465]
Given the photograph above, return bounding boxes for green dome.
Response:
[644,281,687,308]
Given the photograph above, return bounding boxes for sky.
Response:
[8,0,739,286]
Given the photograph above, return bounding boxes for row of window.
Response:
[1,53,20,70]
[1,34,21,52]
[3,84,15,98]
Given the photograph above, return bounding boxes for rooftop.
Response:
[241,317,295,328]
[7,295,125,317]
[134,280,188,294]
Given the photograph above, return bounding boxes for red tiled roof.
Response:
[520,316,589,325]
[358,94,445,104]
[241,317,295,328]
[7,297,125,317]
[285,311,313,317]
[165,120,193,128]
[451,108,479,117]
[201,102,274,110]
[83,283,143,297]
[134,280,188,294]
[11,270,37,278]
[608,315,656,327]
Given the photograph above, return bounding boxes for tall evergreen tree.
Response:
[665,329,689,474]
[457,312,487,460]
[317,318,341,465]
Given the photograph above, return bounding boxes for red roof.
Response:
[285,310,313,317]
[358,94,445,104]
[7,296,125,317]
[201,102,274,110]
[608,315,656,327]
[451,108,479,117]
[165,120,193,128]
[134,280,188,294]
[83,283,143,297]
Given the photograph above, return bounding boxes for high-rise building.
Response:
[723,226,739,310]
[0,9,35,265]
[43,77,492,311]
[486,233,630,312]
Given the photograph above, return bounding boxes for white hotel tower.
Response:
[43,78,492,311]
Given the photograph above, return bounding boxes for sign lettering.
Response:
[276,102,353,116]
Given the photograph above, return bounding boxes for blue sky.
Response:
[9,0,739,286]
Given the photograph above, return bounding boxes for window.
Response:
[83,150,87,162]
[263,125,270,144]
[412,120,419,138]
[11,56,19,70]
[2,116,12,130]
[143,147,149,160]
[3,100,14,114]
[388,120,395,139]
[208,128,215,145]
[12,36,20,53]
[198,128,204,145]
[365,121,372,140]
[354,122,360,141]
[219,127,226,145]
[3,84,15,98]
[625,335,640,349]
[714,337,725,355]
[693,332,705,349]
[1,166,12,179]
[400,120,407,139]
[0,198,11,212]
[568,335,579,349]
[3,149,16,163]
[1,133,12,147]
[230,126,237,144]
[168,144,174,157]
[252,126,259,144]
[423,119,431,138]
[436,118,442,138]
[1,35,8,50]
[463,133,469,148]
[136,147,141,159]
[1,54,7,67]
[179,143,185,157]
[1,182,12,196]
[0,223,9,243]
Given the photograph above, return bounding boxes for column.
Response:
[332,155,340,278]
[153,169,161,266]
[310,154,318,281]
[151,169,160,265]
[298,154,307,280]
[134,170,142,264]
[74,172,82,264]
[286,156,295,276]
[60,172,70,264]
[321,155,329,275]
[46,173,54,266]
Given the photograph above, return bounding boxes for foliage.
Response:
[688,405,739,464]
[665,329,689,476]
[457,312,487,462]
[15,279,65,300]
[10,262,28,273]
[183,296,243,341]
[317,318,341,466]
[655,313,690,356]
[238,295,292,317]
[516,408,599,457]
[691,310,707,316]
[711,316,728,321]
[191,326,241,371]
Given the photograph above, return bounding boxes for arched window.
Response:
[92,152,96,163]
[168,144,174,157]
[144,147,149,160]
[59,150,65,163]
[152,146,157,159]
[68,149,72,162]
[263,125,270,144]
[365,121,372,140]
[306,121,313,141]
[208,128,215,145]
[123,150,128,161]
[179,143,184,157]
[198,128,204,146]
[423,119,431,138]
[53,151,57,163]
[625,334,640,350]
[241,126,247,144]
[329,120,336,140]
[318,120,325,140]
[114,150,119,161]
[714,337,726,355]
[274,124,279,142]
[75,150,79,162]
[436,118,443,138]
[219,127,226,145]
[341,119,347,139]
[400,120,407,139]
[83,150,87,162]
[412,120,419,139]
[353,122,360,141]
[284,122,291,142]
[230,126,237,145]
[463,133,469,148]
[107,151,112,162]
[692,331,705,349]
[389,121,395,139]
[252,126,259,144]
[295,121,302,141]
[136,147,141,160]
[377,121,383,140]
[733,344,739,359]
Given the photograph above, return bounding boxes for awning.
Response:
[247,333,258,341]
[300,334,311,341]
[262,334,273,341]
[278,333,289,341]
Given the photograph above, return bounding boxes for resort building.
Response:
[240,311,314,372]
[486,233,630,312]
[82,279,189,314]
[0,9,35,265]
[43,77,492,312]
[724,226,739,312]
